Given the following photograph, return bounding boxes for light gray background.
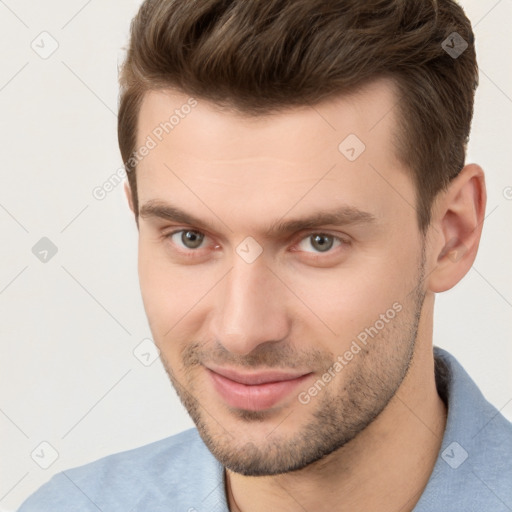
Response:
[0,1,511,510]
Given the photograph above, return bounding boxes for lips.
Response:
[206,365,312,411]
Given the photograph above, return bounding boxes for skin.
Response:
[125,78,486,512]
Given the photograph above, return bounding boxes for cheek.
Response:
[137,240,187,335]
[289,249,418,344]
[137,239,218,340]
[138,252,192,370]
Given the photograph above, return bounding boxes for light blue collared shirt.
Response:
[17,347,512,511]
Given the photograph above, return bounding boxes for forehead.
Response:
[136,78,400,159]
[134,79,415,234]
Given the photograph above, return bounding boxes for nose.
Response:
[210,256,291,356]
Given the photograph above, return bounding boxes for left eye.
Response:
[296,233,342,253]
[169,230,206,250]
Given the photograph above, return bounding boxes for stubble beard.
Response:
[159,256,426,476]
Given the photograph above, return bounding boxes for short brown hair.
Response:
[118,0,478,232]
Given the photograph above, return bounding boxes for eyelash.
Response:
[162,228,350,259]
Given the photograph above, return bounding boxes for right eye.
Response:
[167,229,206,250]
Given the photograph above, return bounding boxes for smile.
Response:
[206,366,313,411]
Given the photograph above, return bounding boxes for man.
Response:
[18,0,512,511]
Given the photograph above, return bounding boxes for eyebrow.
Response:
[139,200,377,238]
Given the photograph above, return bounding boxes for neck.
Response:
[226,306,447,512]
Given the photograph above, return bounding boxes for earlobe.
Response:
[124,180,135,213]
[427,164,486,293]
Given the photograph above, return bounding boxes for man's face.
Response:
[133,80,427,476]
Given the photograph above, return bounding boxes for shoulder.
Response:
[17,428,224,512]
[415,347,512,511]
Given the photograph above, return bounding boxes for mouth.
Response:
[205,365,313,411]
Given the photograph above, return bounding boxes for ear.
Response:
[426,164,486,293]
[124,180,135,213]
